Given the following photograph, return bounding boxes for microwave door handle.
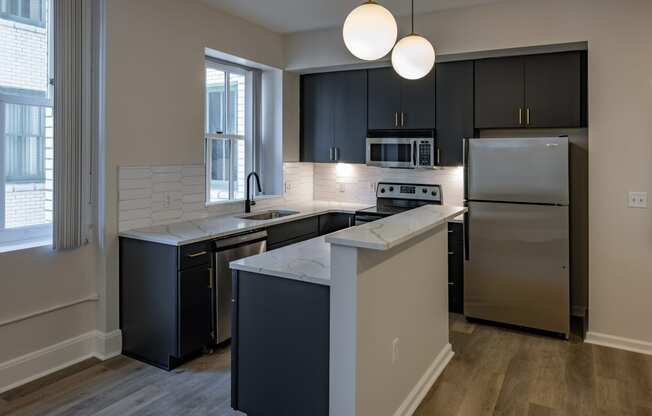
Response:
[412,141,417,167]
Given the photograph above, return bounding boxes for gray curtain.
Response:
[53,0,85,249]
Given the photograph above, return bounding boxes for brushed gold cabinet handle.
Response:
[394,112,399,127]
[526,108,531,126]
[208,268,213,289]
[401,112,405,127]
[518,108,523,125]
[187,251,208,258]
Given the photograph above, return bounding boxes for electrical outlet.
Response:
[162,192,171,208]
[369,182,376,193]
[628,192,648,208]
[284,182,292,193]
[392,338,399,364]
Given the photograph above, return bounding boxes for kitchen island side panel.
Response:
[232,271,330,416]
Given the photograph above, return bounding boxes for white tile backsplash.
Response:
[313,163,465,207]
[118,161,463,232]
[118,162,314,232]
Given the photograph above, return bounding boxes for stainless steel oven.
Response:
[366,137,435,169]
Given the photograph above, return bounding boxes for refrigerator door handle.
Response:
[464,208,470,261]
[463,138,470,200]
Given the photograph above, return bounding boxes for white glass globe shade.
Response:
[391,34,436,80]
[343,2,398,61]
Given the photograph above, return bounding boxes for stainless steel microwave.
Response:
[366,137,435,169]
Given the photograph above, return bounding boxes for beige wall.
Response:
[0,245,97,364]
[285,0,652,344]
[101,0,285,332]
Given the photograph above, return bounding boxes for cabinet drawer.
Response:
[179,241,212,270]
[267,217,319,247]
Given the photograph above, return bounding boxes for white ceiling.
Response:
[201,0,505,33]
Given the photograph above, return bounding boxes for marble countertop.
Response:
[118,201,372,246]
[230,235,332,286]
[230,204,467,284]
[325,205,468,251]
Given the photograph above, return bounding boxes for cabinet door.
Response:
[474,56,525,128]
[436,61,475,166]
[178,266,212,357]
[301,73,333,163]
[319,213,353,235]
[400,70,435,129]
[368,67,402,130]
[524,52,582,128]
[333,70,367,163]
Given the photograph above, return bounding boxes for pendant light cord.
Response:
[411,0,414,34]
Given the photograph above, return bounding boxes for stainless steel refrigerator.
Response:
[463,137,570,337]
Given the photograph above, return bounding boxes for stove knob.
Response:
[380,188,386,193]
[431,191,437,197]
[422,188,428,194]
[389,186,394,192]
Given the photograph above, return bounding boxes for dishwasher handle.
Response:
[213,230,268,251]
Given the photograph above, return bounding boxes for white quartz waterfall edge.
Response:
[393,343,454,416]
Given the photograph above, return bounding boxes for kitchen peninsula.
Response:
[230,204,466,416]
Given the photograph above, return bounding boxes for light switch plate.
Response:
[628,192,648,208]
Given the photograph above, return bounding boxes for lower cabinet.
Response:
[120,237,213,370]
[319,213,354,235]
[178,266,213,358]
[448,222,464,314]
[267,216,319,250]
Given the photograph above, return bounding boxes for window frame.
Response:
[0,0,46,28]
[204,59,255,204]
[0,0,52,248]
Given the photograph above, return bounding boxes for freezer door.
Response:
[466,137,569,204]
[464,201,570,336]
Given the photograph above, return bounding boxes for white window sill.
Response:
[0,238,52,254]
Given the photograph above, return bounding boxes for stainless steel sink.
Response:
[236,209,300,221]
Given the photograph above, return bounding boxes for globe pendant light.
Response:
[391,0,435,80]
[343,1,398,61]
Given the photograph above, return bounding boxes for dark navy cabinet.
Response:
[435,60,476,166]
[300,70,367,163]
[368,67,435,130]
[318,212,354,235]
[120,238,213,370]
[475,51,586,129]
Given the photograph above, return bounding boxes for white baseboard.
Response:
[585,331,652,356]
[0,330,122,394]
[393,343,454,416]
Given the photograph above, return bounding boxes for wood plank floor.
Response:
[1,315,651,416]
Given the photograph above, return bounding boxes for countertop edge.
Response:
[229,263,331,287]
[118,206,366,246]
[325,206,468,251]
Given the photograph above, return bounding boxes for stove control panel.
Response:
[376,182,442,203]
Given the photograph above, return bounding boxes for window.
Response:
[0,0,45,27]
[205,60,254,203]
[0,0,51,249]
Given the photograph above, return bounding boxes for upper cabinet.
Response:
[475,51,586,129]
[436,60,475,166]
[300,70,367,164]
[368,67,435,130]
